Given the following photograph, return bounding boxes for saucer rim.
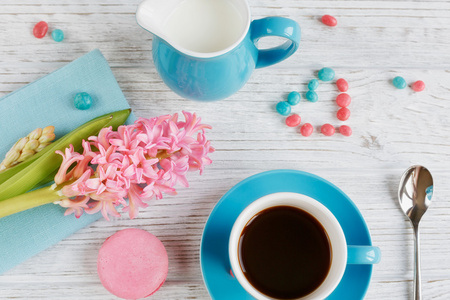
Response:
[200,169,374,299]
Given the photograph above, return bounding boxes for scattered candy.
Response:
[300,123,313,137]
[336,93,351,107]
[321,124,335,136]
[305,90,318,102]
[74,92,93,110]
[336,78,348,92]
[318,67,335,82]
[308,79,319,91]
[287,91,301,105]
[276,101,291,116]
[33,21,48,39]
[392,76,407,89]
[51,29,64,42]
[321,15,337,27]
[337,107,351,121]
[411,80,425,92]
[339,125,352,136]
[285,114,301,127]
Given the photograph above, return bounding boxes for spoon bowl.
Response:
[398,165,433,300]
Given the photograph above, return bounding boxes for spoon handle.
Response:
[413,223,422,300]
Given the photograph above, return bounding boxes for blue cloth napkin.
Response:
[0,49,135,274]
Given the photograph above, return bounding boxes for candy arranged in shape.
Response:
[308,79,319,91]
[337,107,351,121]
[300,123,313,137]
[97,228,168,299]
[321,124,335,136]
[336,78,348,92]
[392,76,407,89]
[336,93,351,107]
[51,29,64,42]
[33,21,48,39]
[74,92,93,110]
[339,125,352,136]
[287,91,301,105]
[305,90,318,102]
[318,67,335,82]
[411,80,425,92]
[276,101,291,115]
[286,114,301,127]
[321,15,337,27]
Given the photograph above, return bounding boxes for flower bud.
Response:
[28,128,43,140]
[24,139,39,151]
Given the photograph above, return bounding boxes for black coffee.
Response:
[238,206,331,299]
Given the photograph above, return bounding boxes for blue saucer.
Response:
[200,169,374,300]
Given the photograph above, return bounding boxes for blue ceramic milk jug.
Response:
[136,0,300,101]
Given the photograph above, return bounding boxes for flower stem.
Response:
[0,185,65,218]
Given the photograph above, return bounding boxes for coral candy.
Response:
[97,228,168,299]
[300,123,313,137]
[33,21,48,39]
[285,114,301,127]
[336,93,351,107]
[336,78,348,92]
[337,107,351,121]
[321,124,335,136]
[411,80,425,92]
[340,125,352,136]
[321,15,337,27]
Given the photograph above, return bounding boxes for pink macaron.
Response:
[97,228,168,299]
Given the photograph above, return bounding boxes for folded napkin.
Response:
[0,49,134,274]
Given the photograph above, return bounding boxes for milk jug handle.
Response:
[251,17,301,69]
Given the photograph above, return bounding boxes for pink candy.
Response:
[321,15,337,27]
[336,78,348,92]
[286,114,301,127]
[411,80,425,92]
[321,124,335,136]
[339,125,352,136]
[300,123,313,137]
[336,93,351,107]
[337,107,351,121]
[33,21,48,39]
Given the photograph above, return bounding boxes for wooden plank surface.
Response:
[1,0,450,299]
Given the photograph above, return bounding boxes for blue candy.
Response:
[74,92,93,110]
[308,79,319,90]
[276,101,291,116]
[287,91,301,105]
[51,29,64,42]
[305,91,318,102]
[318,67,335,82]
[392,76,407,89]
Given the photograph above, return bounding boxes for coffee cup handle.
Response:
[347,246,381,264]
[250,16,301,69]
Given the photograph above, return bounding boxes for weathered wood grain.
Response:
[1,0,450,299]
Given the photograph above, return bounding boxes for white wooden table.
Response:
[1,1,450,299]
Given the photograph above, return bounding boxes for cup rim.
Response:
[228,192,347,300]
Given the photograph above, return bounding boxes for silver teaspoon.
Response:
[398,165,433,300]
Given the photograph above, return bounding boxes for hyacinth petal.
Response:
[55,111,212,221]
